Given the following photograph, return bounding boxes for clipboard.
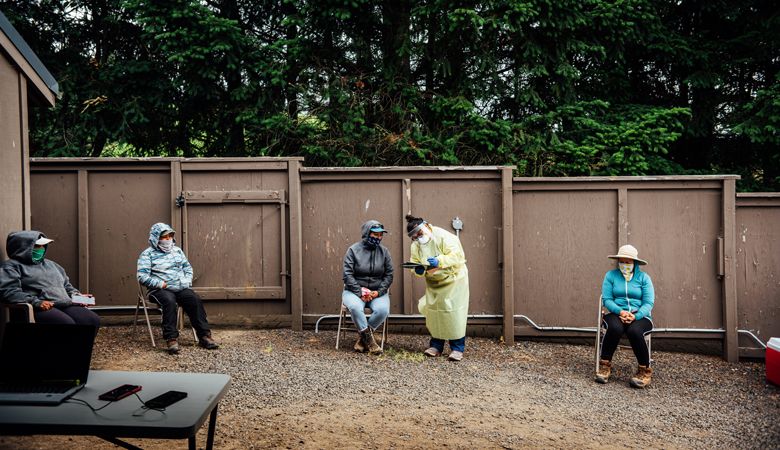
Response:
[401,261,429,270]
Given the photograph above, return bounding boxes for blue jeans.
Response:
[342,290,390,331]
[430,336,466,353]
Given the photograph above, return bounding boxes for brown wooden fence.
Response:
[28,159,779,361]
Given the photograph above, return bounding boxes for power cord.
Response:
[65,392,167,414]
[66,397,113,412]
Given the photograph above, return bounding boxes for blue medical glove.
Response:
[427,257,439,268]
[414,265,426,275]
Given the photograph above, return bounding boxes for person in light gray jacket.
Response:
[342,220,393,354]
[137,223,217,355]
[0,231,99,328]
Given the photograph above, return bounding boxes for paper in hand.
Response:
[71,294,95,306]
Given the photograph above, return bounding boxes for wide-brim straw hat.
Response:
[608,244,647,265]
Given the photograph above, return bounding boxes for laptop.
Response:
[0,323,96,405]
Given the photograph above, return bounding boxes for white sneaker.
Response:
[448,350,463,361]
[423,347,441,357]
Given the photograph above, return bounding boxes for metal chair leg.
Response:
[595,296,603,374]
[142,299,156,348]
[335,306,346,350]
[380,318,387,350]
[645,334,653,367]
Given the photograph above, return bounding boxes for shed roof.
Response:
[0,10,58,106]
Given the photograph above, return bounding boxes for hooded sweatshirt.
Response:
[0,231,79,308]
[342,220,394,297]
[136,223,193,292]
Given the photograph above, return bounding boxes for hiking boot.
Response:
[448,350,463,362]
[630,365,653,388]
[198,334,219,350]
[594,359,612,384]
[365,328,382,355]
[423,347,442,357]
[353,334,367,352]
[166,339,180,355]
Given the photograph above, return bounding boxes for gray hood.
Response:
[361,220,384,240]
[6,230,49,265]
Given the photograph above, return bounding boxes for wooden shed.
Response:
[0,11,58,260]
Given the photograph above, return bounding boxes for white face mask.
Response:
[158,239,174,253]
[618,262,634,280]
[416,232,431,245]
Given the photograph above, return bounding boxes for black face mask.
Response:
[365,236,382,248]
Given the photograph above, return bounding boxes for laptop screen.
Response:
[0,323,96,384]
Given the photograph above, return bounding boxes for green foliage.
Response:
[4,0,779,190]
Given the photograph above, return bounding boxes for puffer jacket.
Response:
[136,223,193,292]
[0,231,79,307]
[342,220,394,297]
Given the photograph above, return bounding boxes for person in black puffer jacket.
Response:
[342,220,393,354]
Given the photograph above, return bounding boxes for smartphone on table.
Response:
[98,384,142,401]
[144,390,187,409]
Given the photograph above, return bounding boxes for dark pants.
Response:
[430,336,466,353]
[35,305,101,330]
[600,313,653,366]
[148,288,210,341]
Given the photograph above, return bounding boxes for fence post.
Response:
[722,178,739,362]
[170,160,182,239]
[77,169,89,294]
[501,167,515,345]
[402,178,413,315]
[288,160,304,331]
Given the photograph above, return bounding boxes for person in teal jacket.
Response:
[595,244,655,388]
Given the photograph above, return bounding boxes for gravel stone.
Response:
[0,325,777,449]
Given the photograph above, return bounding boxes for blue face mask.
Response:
[365,236,382,248]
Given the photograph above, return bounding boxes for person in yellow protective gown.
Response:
[405,214,469,361]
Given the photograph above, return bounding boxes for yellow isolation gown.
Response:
[410,225,469,340]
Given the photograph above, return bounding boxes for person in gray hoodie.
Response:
[0,231,100,328]
[342,220,393,354]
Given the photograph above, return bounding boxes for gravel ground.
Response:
[1,325,778,449]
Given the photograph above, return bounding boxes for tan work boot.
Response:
[365,328,382,355]
[630,365,653,388]
[594,359,612,384]
[353,333,366,352]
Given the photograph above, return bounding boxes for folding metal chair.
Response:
[134,282,197,348]
[335,304,387,351]
[595,295,652,374]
